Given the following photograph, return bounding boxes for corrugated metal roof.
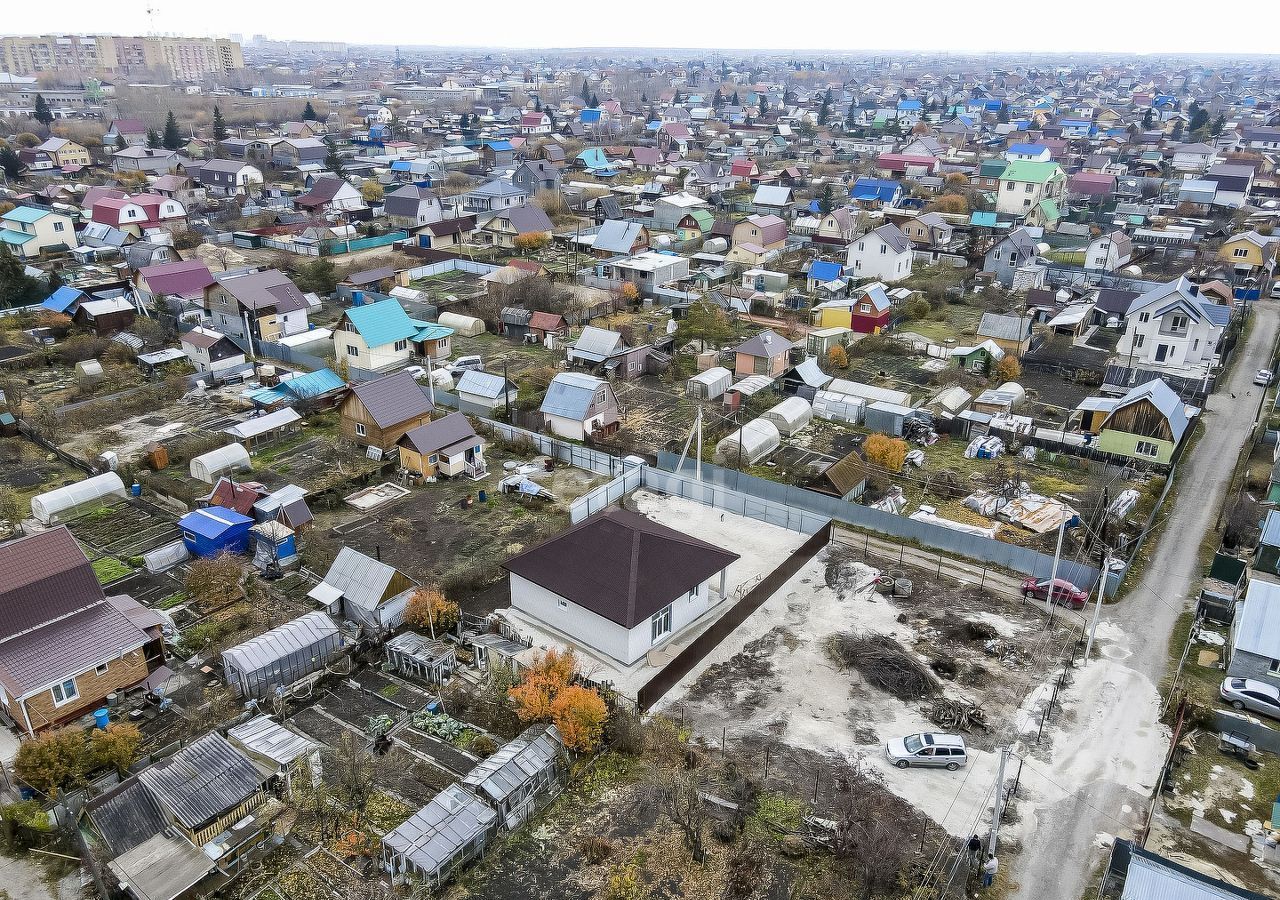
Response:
[0,526,105,641]
[569,326,624,361]
[457,370,513,400]
[540,372,606,420]
[137,733,266,830]
[383,784,497,876]
[318,547,402,614]
[1234,577,1280,659]
[87,777,167,856]
[227,715,317,765]
[1122,843,1268,900]
[462,724,562,803]
[350,371,435,429]
[342,299,419,348]
[178,507,253,540]
[224,408,302,439]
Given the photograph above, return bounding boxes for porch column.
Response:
[719,568,727,599]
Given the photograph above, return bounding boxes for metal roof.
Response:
[221,611,338,676]
[383,784,497,876]
[461,724,562,803]
[1121,842,1268,900]
[223,407,302,440]
[318,546,403,614]
[1233,577,1280,660]
[87,778,167,856]
[178,507,253,540]
[227,715,317,766]
[137,733,266,830]
[456,370,514,400]
[342,298,419,347]
[349,370,435,429]
[570,326,625,361]
[540,372,607,420]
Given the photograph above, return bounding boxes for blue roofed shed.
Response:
[41,286,87,314]
[179,507,254,557]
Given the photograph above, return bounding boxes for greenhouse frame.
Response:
[384,631,458,684]
[437,312,486,337]
[812,390,866,425]
[381,784,497,886]
[684,366,732,401]
[760,396,813,436]
[31,472,127,524]
[714,419,780,465]
[189,443,252,484]
[460,724,564,830]
[221,611,342,698]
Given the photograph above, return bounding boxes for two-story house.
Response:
[511,159,561,194]
[519,112,552,136]
[104,118,148,147]
[206,269,311,341]
[845,223,913,282]
[111,146,182,175]
[540,372,620,440]
[338,370,435,450]
[901,211,954,248]
[0,527,166,736]
[478,204,554,249]
[1117,277,1230,373]
[0,206,78,258]
[1219,231,1277,290]
[334,298,420,373]
[195,159,264,197]
[996,160,1067,223]
[181,326,248,377]
[461,179,528,214]
[732,214,787,250]
[33,137,91,170]
[383,184,443,230]
[294,175,366,216]
[982,227,1041,288]
[1087,231,1133,272]
[90,193,186,238]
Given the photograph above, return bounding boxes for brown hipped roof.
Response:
[503,507,739,628]
[349,371,435,429]
[0,527,105,640]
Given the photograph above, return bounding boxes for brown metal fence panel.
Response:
[636,520,833,711]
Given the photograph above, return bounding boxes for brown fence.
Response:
[636,520,834,711]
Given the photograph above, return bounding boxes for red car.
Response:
[1021,577,1088,609]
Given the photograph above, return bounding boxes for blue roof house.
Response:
[851,177,903,207]
[575,147,612,172]
[807,260,844,291]
[179,507,254,558]
[334,299,419,373]
[41,286,87,315]
[579,109,602,125]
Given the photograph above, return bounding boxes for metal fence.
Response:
[1214,711,1280,755]
[251,338,332,373]
[655,453,1103,590]
[477,418,628,477]
[636,522,834,711]
[327,231,409,255]
[402,258,501,280]
[570,466,643,522]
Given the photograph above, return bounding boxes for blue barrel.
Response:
[478,490,488,503]
[131,481,142,497]
[18,786,35,800]
[352,290,364,306]
[93,708,110,729]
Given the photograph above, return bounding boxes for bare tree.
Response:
[644,764,709,862]
[207,244,235,271]
[830,762,922,899]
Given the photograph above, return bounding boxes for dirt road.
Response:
[1009,301,1280,900]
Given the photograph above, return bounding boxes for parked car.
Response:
[447,355,483,375]
[1253,369,1274,386]
[1220,677,1280,721]
[1020,577,1088,609]
[1270,281,1280,299]
[404,365,428,381]
[885,733,968,770]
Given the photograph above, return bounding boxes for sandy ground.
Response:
[498,490,807,696]
[0,851,82,900]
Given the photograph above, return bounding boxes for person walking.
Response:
[967,834,983,870]
[981,853,999,889]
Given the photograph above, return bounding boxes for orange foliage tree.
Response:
[550,684,607,753]
[864,433,909,472]
[508,648,607,752]
[404,586,460,636]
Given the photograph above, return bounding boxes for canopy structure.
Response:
[190,443,251,483]
[715,419,780,465]
[760,396,813,436]
[685,366,732,400]
[31,472,126,524]
[221,611,341,698]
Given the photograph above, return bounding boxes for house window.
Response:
[557,599,568,610]
[355,423,366,437]
[993,249,1001,260]
[394,339,408,352]
[1135,440,1159,457]
[53,221,64,232]
[347,345,358,357]
[95,663,108,676]
[1234,247,1249,258]
[879,245,887,254]
[1138,312,1150,323]
[859,303,871,313]
[858,242,864,251]
[1269,658,1280,676]
[651,605,673,643]
[51,679,79,706]
[1134,334,1145,348]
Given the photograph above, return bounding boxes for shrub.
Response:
[580,834,616,864]
[550,684,608,753]
[994,355,1022,382]
[864,433,909,472]
[826,344,849,369]
[14,728,90,798]
[470,734,498,757]
[404,586,460,635]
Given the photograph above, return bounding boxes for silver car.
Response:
[1220,677,1280,721]
[885,732,968,770]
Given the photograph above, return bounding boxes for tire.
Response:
[946,762,960,772]
[895,760,910,769]
[1232,700,1245,710]
[1022,589,1034,600]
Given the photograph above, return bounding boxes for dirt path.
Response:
[1009,301,1280,900]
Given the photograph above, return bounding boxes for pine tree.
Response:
[589,93,599,109]
[546,109,556,130]
[146,129,161,149]
[1171,120,1185,141]
[818,89,832,125]
[302,101,318,121]
[33,94,52,127]
[533,96,542,112]
[758,95,768,117]
[324,138,343,175]
[1211,113,1226,136]
[712,88,723,108]
[818,183,835,215]
[212,105,227,142]
[581,79,590,104]
[1189,107,1209,134]
[458,112,470,132]
[0,145,22,180]
[114,133,127,152]
[731,91,740,106]
[641,93,647,103]
[1142,107,1153,129]
[162,111,182,151]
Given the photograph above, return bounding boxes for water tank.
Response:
[1036,242,1051,255]
[93,708,110,729]
[1123,265,1142,276]
[703,237,728,254]
[653,234,672,249]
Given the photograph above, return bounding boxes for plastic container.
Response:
[93,708,110,729]
[131,481,142,497]
[478,489,488,503]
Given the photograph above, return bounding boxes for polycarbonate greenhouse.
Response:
[189,442,251,484]
[812,390,866,425]
[438,312,486,337]
[714,419,780,465]
[685,366,732,400]
[31,472,127,524]
[461,724,564,829]
[381,784,498,886]
[221,611,341,698]
[760,396,813,436]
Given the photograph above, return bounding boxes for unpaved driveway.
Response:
[1010,301,1280,900]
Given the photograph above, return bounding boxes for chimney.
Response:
[1188,282,1199,296]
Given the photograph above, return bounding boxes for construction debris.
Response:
[928,697,989,732]
[826,632,941,701]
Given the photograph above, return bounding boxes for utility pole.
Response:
[1044,516,1065,616]
[1084,549,1110,663]
[989,745,1011,856]
[503,359,511,423]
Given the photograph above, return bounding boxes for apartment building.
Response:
[0,34,243,79]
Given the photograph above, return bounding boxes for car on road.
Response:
[1254,369,1274,386]
[404,365,428,381]
[1220,677,1280,721]
[885,733,968,770]
[447,355,484,375]
[1020,577,1089,609]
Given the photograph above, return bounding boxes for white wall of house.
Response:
[335,327,411,372]
[845,235,913,282]
[182,341,246,375]
[1116,308,1221,371]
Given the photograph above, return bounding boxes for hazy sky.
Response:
[6,1,1280,55]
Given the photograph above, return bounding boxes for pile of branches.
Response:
[928,697,988,732]
[826,632,940,701]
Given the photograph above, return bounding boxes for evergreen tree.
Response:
[731,91,740,106]
[1142,107,1153,129]
[546,110,556,130]
[996,104,1010,124]
[533,96,541,112]
[580,79,591,104]
[0,244,42,307]
[458,112,470,132]
[818,183,835,215]
[589,93,599,109]
[33,94,52,127]
[1211,113,1226,136]
[1171,120,1185,141]
[845,105,858,129]
[45,267,64,293]
[672,90,681,106]
[302,101,318,121]
[114,133,127,151]
[641,93,647,103]
[145,129,161,149]
[1189,107,1209,134]
[818,89,832,125]
[0,145,22,180]
[323,138,343,175]
[712,88,723,108]
[212,105,228,142]
[647,105,657,123]
[758,95,768,117]
[162,111,182,151]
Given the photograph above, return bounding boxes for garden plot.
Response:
[67,500,182,561]
[0,436,83,508]
[662,543,1089,838]
[608,378,706,454]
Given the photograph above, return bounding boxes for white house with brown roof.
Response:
[845,223,914,282]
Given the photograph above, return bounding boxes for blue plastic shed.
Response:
[179,507,254,557]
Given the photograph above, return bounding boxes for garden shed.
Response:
[863,401,917,437]
[222,611,342,698]
[460,724,564,830]
[715,419,780,465]
[189,443,251,484]
[811,390,865,425]
[384,631,457,684]
[760,396,813,436]
[30,472,127,524]
[178,507,254,557]
[437,312,486,337]
[685,366,732,400]
[381,783,498,887]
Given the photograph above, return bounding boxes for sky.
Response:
[5,1,1280,56]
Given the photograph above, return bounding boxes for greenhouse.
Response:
[31,472,127,524]
[760,396,813,436]
[437,312,486,337]
[221,611,342,698]
[714,419,780,465]
[385,631,457,684]
[461,724,564,829]
[189,442,251,484]
[685,366,732,401]
[381,783,498,886]
[812,390,866,425]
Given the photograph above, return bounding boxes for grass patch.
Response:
[745,792,806,839]
[91,556,131,584]
[156,591,187,610]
